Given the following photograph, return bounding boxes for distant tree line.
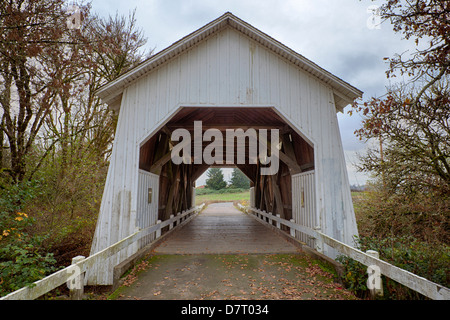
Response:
[205,168,250,190]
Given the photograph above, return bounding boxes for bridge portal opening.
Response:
[138,107,315,242]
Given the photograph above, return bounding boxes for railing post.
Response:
[290,219,296,237]
[366,250,384,299]
[68,255,85,300]
[314,226,323,253]
[156,220,162,238]
[276,214,281,229]
[169,214,174,230]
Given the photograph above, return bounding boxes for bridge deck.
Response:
[154,202,300,254]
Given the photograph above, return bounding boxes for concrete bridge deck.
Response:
[154,202,300,254]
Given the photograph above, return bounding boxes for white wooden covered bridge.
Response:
[88,12,362,285]
[3,12,449,301]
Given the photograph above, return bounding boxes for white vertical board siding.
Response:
[88,88,140,285]
[137,170,159,249]
[292,171,316,247]
[317,89,359,257]
[89,26,359,284]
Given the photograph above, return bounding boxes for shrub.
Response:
[0,181,57,296]
[354,184,449,244]
[337,235,449,300]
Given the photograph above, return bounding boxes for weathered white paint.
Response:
[292,171,316,248]
[88,13,360,284]
[137,170,159,249]
[98,13,361,112]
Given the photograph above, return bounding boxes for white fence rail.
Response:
[0,204,204,301]
[247,207,450,300]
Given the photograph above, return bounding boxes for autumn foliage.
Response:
[0,0,148,296]
[353,0,449,198]
[346,0,449,299]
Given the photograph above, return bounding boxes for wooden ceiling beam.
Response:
[165,124,285,131]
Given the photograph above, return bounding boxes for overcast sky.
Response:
[87,0,416,186]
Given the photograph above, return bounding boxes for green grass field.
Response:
[194,189,366,213]
[195,190,250,206]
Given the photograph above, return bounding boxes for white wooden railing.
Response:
[0,204,204,300]
[244,206,450,300]
[4,203,447,300]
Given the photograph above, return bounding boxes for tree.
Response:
[0,1,149,183]
[0,1,149,268]
[375,0,450,96]
[355,81,449,195]
[0,0,90,182]
[28,10,149,259]
[353,0,450,195]
[42,9,148,176]
[350,0,449,244]
[230,168,250,189]
[206,168,227,190]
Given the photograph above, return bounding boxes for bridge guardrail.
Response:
[0,204,205,300]
[246,206,450,300]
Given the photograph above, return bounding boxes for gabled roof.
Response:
[96,12,363,112]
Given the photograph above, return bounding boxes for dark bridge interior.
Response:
[139,107,314,222]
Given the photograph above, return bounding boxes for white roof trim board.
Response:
[96,12,363,112]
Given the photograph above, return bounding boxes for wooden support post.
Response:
[281,133,301,175]
[276,214,281,229]
[254,161,261,208]
[259,175,266,210]
[182,165,189,210]
[366,250,384,299]
[150,133,170,175]
[165,165,180,220]
[169,214,174,230]
[290,219,296,237]
[314,226,323,253]
[68,256,85,300]
[156,220,162,238]
[270,174,284,218]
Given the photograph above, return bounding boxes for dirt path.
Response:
[107,203,357,300]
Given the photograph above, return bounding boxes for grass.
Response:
[195,190,250,206]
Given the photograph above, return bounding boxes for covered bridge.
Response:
[88,12,363,285]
